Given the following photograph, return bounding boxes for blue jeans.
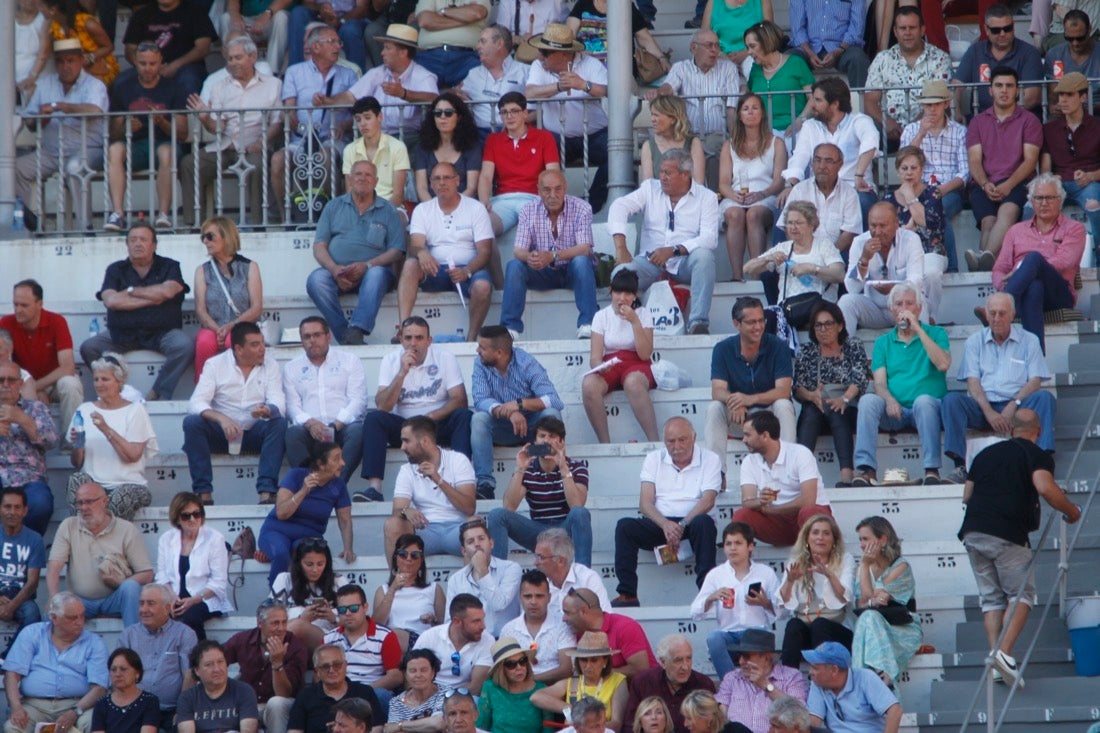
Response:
[1062,180,1100,255]
[858,189,877,229]
[285,421,364,481]
[81,328,195,399]
[288,6,367,69]
[79,578,143,627]
[306,265,395,342]
[941,189,964,273]
[182,415,287,496]
[488,506,593,566]
[706,629,748,681]
[19,481,54,537]
[471,408,561,488]
[500,257,599,332]
[418,519,465,557]
[360,409,472,480]
[854,393,942,472]
[415,47,481,89]
[1001,251,1075,353]
[0,594,41,656]
[612,247,716,327]
[420,267,492,296]
[941,391,1056,460]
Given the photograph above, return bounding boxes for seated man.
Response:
[457,26,531,136]
[340,97,411,213]
[1041,72,1100,258]
[775,143,861,256]
[288,0,372,70]
[16,39,108,230]
[499,569,576,683]
[613,417,720,608]
[1043,12,1100,107]
[0,362,58,535]
[991,173,1086,353]
[359,317,472,503]
[224,602,309,733]
[181,36,282,226]
[734,412,832,547]
[853,283,950,486]
[0,487,45,657]
[122,0,216,96]
[397,162,494,342]
[413,594,494,693]
[80,223,194,401]
[471,325,564,499]
[804,643,902,733]
[183,322,287,504]
[534,528,611,617]
[2,592,107,733]
[608,148,719,336]
[322,584,403,714]
[445,519,522,636]
[414,0,489,89]
[788,0,870,88]
[561,594,657,678]
[283,316,368,479]
[46,481,152,627]
[714,630,808,732]
[839,202,926,335]
[953,4,1042,118]
[622,634,716,732]
[704,297,797,474]
[943,293,1055,483]
[104,42,187,231]
[384,416,477,558]
[478,93,561,236]
[488,418,594,566]
[287,644,382,733]
[306,159,406,345]
[501,168,598,339]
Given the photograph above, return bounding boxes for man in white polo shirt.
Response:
[384,416,477,559]
[733,411,832,547]
[611,417,721,607]
[413,593,495,694]
[500,568,576,683]
[533,528,611,620]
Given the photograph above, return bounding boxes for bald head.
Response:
[1011,408,1041,440]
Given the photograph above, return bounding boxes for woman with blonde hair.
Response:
[632,697,673,733]
[639,95,705,183]
[681,690,743,733]
[777,514,854,668]
[477,638,547,733]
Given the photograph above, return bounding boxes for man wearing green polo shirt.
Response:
[852,283,950,486]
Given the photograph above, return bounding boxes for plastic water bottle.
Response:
[12,197,25,232]
[72,411,85,449]
[88,317,100,339]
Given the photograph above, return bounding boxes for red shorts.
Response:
[598,350,656,391]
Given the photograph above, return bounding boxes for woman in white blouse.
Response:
[777,513,855,668]
[67,353,156,520]
[581,269,658,443]
[155,491,235,639]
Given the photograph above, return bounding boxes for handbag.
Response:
[779,242,825,330]
[854,598,917,625]
[634,45,670,84]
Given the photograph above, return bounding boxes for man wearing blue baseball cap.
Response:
[803,642,902,733]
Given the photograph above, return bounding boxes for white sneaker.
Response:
[577,324,592,339]
[993,649,1023,688]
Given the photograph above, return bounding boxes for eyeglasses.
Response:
[179,510,204,521]
[395,549,424,559]
[691,40,719,49]
[201,231,218,242]
[499,107,525,116]
[737,317,766,327]
[314,36,342,45]
[831,698,846,722]
[986,24,1014,34]
[1066,33,1089,42]
[0,377,22,384]
[533,552,557,563]
[1032,194,1060,203]
[430,174,459,182]
[451,652,462,677]
[336,604,362,615]
[502,658,528,670]
[813,320,837,330]
[433,108,457,118]
[316,661,346,672]
[73,496,105,507]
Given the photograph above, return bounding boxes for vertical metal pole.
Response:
[0,1,17,236]
[605,0,634,207]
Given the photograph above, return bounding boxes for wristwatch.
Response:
[1014,398,1023,407]
[678,519,688,528]
[584,80,593,93]
[127,285,134,294]
[765,683,776,694]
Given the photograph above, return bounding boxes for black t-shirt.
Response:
[123,3,217,64]
[110,74,186,143]
[287,681,382,733]
[959,437,1055,547]
[97,254,190,340]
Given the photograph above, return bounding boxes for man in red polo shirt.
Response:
[0,279,83,446]
[478,92,561,236]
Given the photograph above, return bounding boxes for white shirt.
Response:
[689,561,780,631]
[778,179,863,245]
[591,304,653,353]
[188,350,286,430]
[203,70,283,153]
[413,623,495,688]
[739,441,830,507]
[494,0,568,42]
[779,553,856,617]
[69,401,157,487]
[377,345,465,418]
[547,563,611,621]
[379,583,440,633]
[844,228,926,309]
[199,61,275,100]
[461,57,532,130]
[759,238,844,302]
[663,58,740,136]
[155,526,235,614]
[783,112,880,188]
[348,62,439,134]
[445,556,523,636]
[283,347,368,426]
[410,196,495,268]
[526,54,608,137]
[393,448,475,524]
[499,614,576,676]
[639,445,722,520]
[607,179,719,276]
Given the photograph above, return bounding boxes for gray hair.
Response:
[47,591,83,618]
[91,352,128,383]
[443,690,477,712]
[313,643,347,666]
[306,24,337,46]
[537,527,575,564]
[887,281,923,308]
[487,23,513,49]
[784,201,820,232]
[1027,172,1066,204]
[571,696,606,724]
[768,696,811,732]
[655,633,692,664]
[660,148,694,174]
[0,329,12,349]
[141,582,177,606]
[225,35,259,57]
[257,600,288,622]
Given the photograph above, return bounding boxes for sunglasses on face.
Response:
[433,108,457,118]
[201,231,218,242]
[502,658,527,670]
[316,661,346,672]
[336,604,362,615]
[179,510,204,521]
[986,24,1013,34]
[396,549,424,559]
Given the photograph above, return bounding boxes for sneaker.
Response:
[684,15,702,28]
[851,472,879,487]
[154,212,172,229]
[978,250,996,271]
[353,487,386,503]
[974,306,989,326]
[945,466,969,484]
[688,321,710,335]
[610,594,640,607]
[834,480,853,488]
[104,212,126,231]
[476,483,495,500]
[922,473,946,485]
[991,667,1004,683]
[507,328,521,341]
[577,324,593,339]
[993,649,1024,688]
[964,249,980,272]
[344,326,366,346]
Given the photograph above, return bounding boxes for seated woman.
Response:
[269,538,346,651]
[777,514,855,669]
[581,269,658,444]
[884,147,947,323]
[67,353,155,520]
[258,441,355,585]
[632,697,674,733]
[373,534,446,651]
[792,302,868,488]
[682,690,746,733]
[639,95,705,184]
[720,93,787,282]
[743,21,813,135]
[414,93,482,202]
[42,0,118,85]
[155,492,234,640]
[702,0,772,66]
[531,631,628,732]
[15,0,51,104]
[91,648,160,733]
[478,638,547,733]
[851,516,923,690]
[383,649,448,733]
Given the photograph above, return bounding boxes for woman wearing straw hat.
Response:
[476,637,548,733]
[531,631,627,731]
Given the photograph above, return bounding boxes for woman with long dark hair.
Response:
[374,533,446,651]
[415,93,482,201]
[269,536,345,651]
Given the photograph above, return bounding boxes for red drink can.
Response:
[979,63,991,82]
[722,589,735,608]
[1053,60,1065,78]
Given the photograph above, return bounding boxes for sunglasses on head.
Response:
[336,603,362,615]
[396,549,424,559]
[444,686,471,699]
[433,108,457,118]
[300,537,328,551]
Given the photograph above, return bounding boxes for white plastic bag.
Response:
[652,360,692,391]
[646,280,685,336]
